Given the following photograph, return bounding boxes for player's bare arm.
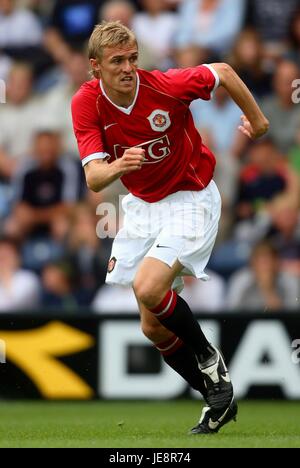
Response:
[210,63,270,139]
[84,147,145,192]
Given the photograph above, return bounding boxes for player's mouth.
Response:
[120,76,134,84]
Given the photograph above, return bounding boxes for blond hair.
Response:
[88,21,137,77]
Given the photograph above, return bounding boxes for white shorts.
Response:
[105,180,222,293]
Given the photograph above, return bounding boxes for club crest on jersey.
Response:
[107,257,117,273]
[148,110,171,132]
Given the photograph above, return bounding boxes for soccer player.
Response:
[71,21,269,434]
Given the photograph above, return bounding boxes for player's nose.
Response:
[123,60,133,73]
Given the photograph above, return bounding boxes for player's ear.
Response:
[90,58,101,77]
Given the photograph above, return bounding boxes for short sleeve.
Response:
[156,64,220,103]
[71,87,109,167]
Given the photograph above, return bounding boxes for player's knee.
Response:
[133,281,164,309]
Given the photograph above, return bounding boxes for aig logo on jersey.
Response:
[114,135,171,164]
[148,110,171,132]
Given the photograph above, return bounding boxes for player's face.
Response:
[95,43,138,103]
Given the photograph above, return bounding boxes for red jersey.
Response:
[71,65,219,202]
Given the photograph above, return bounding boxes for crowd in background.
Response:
[0,0,299,314]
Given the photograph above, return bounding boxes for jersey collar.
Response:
[100,73,140,115]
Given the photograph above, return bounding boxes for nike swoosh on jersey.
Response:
[156,244,171,249]
[104,123,118,131]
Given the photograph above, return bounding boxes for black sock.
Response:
[150,290,213,362]
[156,336,207,399]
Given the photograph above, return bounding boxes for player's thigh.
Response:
[133,257,183,301]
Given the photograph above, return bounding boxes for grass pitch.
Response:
[0,400,299,448]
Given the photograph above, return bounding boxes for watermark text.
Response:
[291,339,300,364]
[95,196,206,240]
[292,79,300,104]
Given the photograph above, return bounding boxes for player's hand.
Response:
[116,147,145,175]
[238,115,269,140]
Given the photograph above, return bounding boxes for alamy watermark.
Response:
[291,339,300,364]
[95,196,206,240]
[292,79,300,104]
[0,79,6,104]
[0,339,6,364]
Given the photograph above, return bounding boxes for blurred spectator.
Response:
[0,51,12,79]
[175,0,246,58]
[180,272,226,312]
[100,0,135,25]
[228,28,273,99]
[7,130,79,237]
[224,28,274,162]
[289,125,300,176]
[191,86,241,205]
[245,0,299,59]
[227,241,299,311]
[267,196,300,277]
[174,44,208,68]
[286,6,300,67]
[45,0,103,53]
[209,139,300,277]
[0,62,42,218]
[100,0,156,70]
[92,284,139,313]
[43,50,90,157]
[165,0,182,7]
[261,61,300,154]
[192,87,241,155]
[235,139,293,222]
[0,236,40,311]
[41,262,80,310]
[16,0,53,21]
[0,0,43,48]
[0,0,49,73]
[50,0,100,42]
[0,62,45,179]
[132,0,178,69]
[66,202,108,304]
